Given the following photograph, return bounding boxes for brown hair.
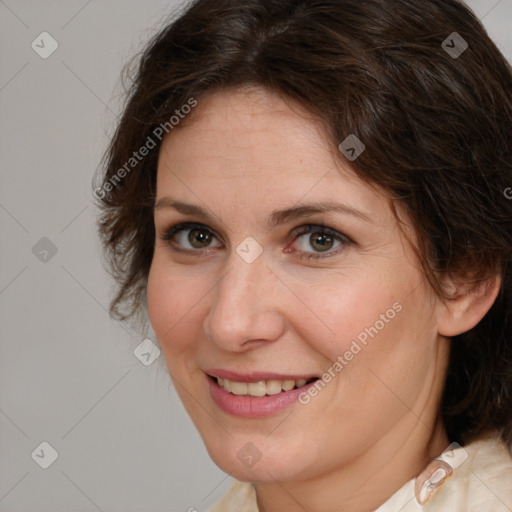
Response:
[95,0,512,446]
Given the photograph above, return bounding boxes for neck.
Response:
[255,417,450,512]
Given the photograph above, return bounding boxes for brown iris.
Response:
[188,229,212,248]
[310,232,334,252]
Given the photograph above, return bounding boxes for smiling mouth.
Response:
[209,375,319,397]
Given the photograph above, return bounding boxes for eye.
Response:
[288,225,352,258]
[161,222,222,251]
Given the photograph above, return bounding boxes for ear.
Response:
[436,274,501,337]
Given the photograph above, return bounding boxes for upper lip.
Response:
[205,369,319,382]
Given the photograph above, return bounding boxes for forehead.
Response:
[155,86,390,223]
[159,87,335,170]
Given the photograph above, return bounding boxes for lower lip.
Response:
[207,376,317,418]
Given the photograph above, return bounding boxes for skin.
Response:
[146,86,498,512]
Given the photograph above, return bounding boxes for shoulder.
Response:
[381,433,512,511]
[208,481,257,512]
[430,432,512,511]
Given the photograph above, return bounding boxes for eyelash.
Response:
[160,222,353,260]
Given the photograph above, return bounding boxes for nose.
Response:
[202,251,286,352]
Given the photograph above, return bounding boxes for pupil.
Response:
[311,233,333,252]
[189,229,211,248]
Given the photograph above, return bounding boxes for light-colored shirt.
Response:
[208,432,512,511]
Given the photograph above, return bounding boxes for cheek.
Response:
[146,257,206,356]
[286,268,404,362]
[296,267,435,406]
[324,285,436,421]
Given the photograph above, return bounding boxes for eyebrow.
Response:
[153,198,371,226]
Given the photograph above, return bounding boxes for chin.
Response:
[203,435,315,483]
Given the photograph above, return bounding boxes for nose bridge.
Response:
[221,255,261,309]
[203,251,284,349]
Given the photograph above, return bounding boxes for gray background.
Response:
[1,1,511,511]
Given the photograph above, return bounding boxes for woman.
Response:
[95,0,512,510]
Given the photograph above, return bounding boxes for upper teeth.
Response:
[217,378,309,397]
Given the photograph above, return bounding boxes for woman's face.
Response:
[147,86,450,483]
